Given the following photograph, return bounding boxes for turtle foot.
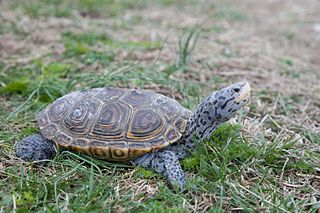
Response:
[16,133,57,163]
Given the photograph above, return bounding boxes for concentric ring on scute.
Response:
[37,87,191,161]
[41,123,59,140]
[55,132,72,146]
[154,96,181,120]
[49,98,70,121]
[63,99,99,135]
[126,108,165,141]
[89,102,130,140]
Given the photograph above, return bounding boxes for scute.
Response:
[49,99,70,121]
[122,89,153,107]
[154,96,180,120]
[89,102,130,140]
[126,108,165,141]
[94,87,126,101]
[37,87,191,162]
[63,99,99,135]
[55,132,72,146]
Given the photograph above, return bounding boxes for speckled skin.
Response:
[16,82,250,189]
[16,134,57,163]
[133,82,250,188]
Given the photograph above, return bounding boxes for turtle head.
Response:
[188,81,251,140]
[210,81,251,122]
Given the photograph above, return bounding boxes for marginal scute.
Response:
[42,123,59,140]
[127,142,148,148]
[165,127,181,143]
[129,148,152,159]
[174,117,188,133]
[74,138,88,147]
[69,145,91,156]
[107,142,127,148]
[37,87,190,161]
[55,132,72,146]
[111,148,128,159]
[90,140,107,147]
[36,110,49,128]
[91,147,110,158]
[149,137,169,148]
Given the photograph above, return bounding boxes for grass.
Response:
[9,0,149,18]
[0,0,320,212]
[176,29,200,71]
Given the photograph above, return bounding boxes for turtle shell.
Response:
[36,87,191,162]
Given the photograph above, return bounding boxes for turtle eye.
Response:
[233,88,240,92]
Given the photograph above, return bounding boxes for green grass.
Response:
[62,31,162,54]
[2,122,317,212]
[176,29,200,71]
[9,0,149,18]
[0,0,319,212]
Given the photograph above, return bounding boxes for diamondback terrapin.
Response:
[16,82,251,188]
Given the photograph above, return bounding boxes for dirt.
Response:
[0,1,319,211]
[0,0,319,133]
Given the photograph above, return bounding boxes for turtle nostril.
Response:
[234,88,240,92]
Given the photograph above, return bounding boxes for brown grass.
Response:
[0,0,319,212]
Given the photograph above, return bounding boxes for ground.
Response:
[0,0,319,212]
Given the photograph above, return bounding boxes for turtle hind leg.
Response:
[133,150,186,190]
[16,133,57,162]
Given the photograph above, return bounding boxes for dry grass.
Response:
[0,0,319,212]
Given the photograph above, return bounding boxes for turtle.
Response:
[16,81,251,188]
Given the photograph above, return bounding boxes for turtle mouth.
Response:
[235,82,251,103]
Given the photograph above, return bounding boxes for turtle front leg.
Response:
[133,150,186,189]
[16,133,57,162]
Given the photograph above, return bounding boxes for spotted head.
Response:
[211,81,251,122]
[189,81,251,140]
